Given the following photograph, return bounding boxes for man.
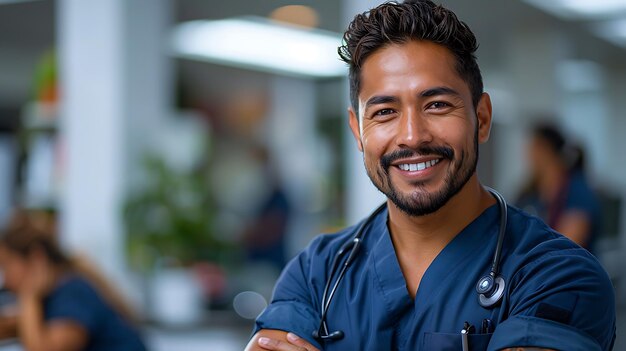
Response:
[246,1,616,350]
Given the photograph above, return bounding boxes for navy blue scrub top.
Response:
[516,170,602,253]
[44,275,148,351]
[253,204,616,350]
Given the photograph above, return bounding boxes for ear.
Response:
[476,93,493,144]
[348,107,363,152]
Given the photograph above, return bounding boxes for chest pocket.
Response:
[422,332,493,351]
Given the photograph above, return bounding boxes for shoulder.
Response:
[504,205,603,273]
[296,220,364,264]
[566,172,599,205]
[45,274,104,312]
[253,220,365,349]
[498,207,615,350]
[568,170,591,190]
[49,275,98,299]
[271,216,369,300]
[505,205,575,253]
[44,275,107,332]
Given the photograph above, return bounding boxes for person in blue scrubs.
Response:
[246,1,616,350]
[516,124,602,254]
[0,216,148,351]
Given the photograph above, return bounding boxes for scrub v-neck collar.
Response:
[370,203,500,323]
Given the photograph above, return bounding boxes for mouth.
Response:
[395,158,441,172]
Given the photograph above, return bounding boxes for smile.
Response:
[397,159,441,171]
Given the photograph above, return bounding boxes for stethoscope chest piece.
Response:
[476,274,506,308]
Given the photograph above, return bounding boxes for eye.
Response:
[374,108,396,116]
[427,101,451,110]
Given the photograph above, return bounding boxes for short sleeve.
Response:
[253,236,326,350]
[45,278,102,334]
[489,248,616,351]
[565,173,598,215]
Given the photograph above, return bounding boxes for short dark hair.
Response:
[338,0,483,115]
[532,123,566,155]
[0,213,70,267]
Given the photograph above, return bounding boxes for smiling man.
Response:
[245,1,616,350]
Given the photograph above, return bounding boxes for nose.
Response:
[395,108,433,149]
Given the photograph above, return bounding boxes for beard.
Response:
[365,128,479,217]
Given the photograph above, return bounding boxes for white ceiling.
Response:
[1,0,625,111]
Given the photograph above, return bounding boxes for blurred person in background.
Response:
[516,124,601,253]
[0,212,148,351]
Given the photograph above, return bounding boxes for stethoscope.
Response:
[312,187,508,341]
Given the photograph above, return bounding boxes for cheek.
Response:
[528,144,544,165]
[434,121,473,151]
[360,122,396,158]
[2,263,26,290]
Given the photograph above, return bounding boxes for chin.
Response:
[396,181,442,196]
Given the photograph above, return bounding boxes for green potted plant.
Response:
[123,155,231,325]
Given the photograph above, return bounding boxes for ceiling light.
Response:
[171,17,346,79]
[524,0,626,19]
[270,5,319,29]
[593,18,626,48]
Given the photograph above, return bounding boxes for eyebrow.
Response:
[420,86,461,98]
[364,95,399,112]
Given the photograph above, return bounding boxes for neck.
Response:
[387,175,495,259]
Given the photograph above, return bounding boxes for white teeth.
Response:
[398,158,440,172]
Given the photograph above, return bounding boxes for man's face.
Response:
[349,40,492,216]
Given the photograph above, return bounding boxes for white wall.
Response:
[57,0,173,310]
[341,0,387,224]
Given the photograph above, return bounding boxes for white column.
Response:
[267,76,319,254]
[124,0,174,188]
[0,136,15,228]
[57,0,126,279]
[342,0,386,224]
[57,0,172,286]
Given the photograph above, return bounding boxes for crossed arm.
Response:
[245,330,321,351]
[245,329,555,351]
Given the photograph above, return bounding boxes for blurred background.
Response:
[0,0,625,350]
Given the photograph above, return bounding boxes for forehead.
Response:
[359,40,469,100]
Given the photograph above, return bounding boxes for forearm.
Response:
[246,330,322,351]
[246,330,289,351]
[17,294,47,351]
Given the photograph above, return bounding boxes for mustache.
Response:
[380,146,454,171]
